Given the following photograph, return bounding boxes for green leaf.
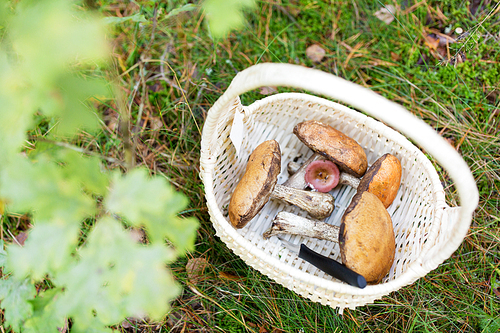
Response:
[59,150,110,197]
[0,0,110,151]
[202,0,255,38]
[55,217,180,328]
[103,13,148,24]
[0,277,36,331]
[105,168,198,250]
[40,73,110,138]
[0,240,7,268]
[10,0,109,83]
[7,222,81,280]
[164,4,198,20]
[23,288,66,333]
[0,154,96,221]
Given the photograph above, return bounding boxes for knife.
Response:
[278,237,367,289]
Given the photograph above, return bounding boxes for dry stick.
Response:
[34,139,125,167]
[159,43,187,93]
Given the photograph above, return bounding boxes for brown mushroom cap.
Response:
[357,153,402,208]
[228,140,281,229]
[339,191,395,283]
[293,120,368,178]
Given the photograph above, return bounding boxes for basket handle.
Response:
[207,62,478,267]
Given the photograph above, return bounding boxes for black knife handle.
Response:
[298,244,367,288]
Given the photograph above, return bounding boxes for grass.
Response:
[3,0,500,331]
[101,0,499,331]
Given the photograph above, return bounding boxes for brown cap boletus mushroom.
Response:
[355,153,402,208]
[228,140,335,229]
[339,191,395,284]
[283,120,368,189]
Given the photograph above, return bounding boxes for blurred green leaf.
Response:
[55,216,180,327]
[59,150,110,197]
[105,168,198,250]
[202,0,255,38]
[164,3,198,20]
[10,0,109,82]
[0,154,96,221]
[7,222,81,280]
[103,13,148,24]
[24,288,66,333]
[40,73,110,138]
[0,240,7,268]
[0,278,36,331]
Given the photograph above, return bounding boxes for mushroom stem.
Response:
[282,153,324,189]
[263,211,339,242]
[271,185,334,220]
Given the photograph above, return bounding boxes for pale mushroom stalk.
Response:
[263,211,339,241]
[271,185,334,220]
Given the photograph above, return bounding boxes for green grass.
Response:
[101,0,500,331]
[3,0,500,331]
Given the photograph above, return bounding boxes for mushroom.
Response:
[264,191,395,284]
[228,140,335,229]
[282,120,368,189]
[293,153,402,208]
[339,191,395,283]
[304,159,340,193]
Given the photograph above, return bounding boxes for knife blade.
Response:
[278,237,367,289]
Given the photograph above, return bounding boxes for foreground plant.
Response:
[0,0,198,331]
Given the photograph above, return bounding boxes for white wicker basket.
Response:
[199,63,479,310]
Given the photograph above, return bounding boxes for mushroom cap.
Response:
[339,191,395,283]
[228,140,281,229]
[357,153,402,208]
[293,120,367,178]
[304,159,340,192]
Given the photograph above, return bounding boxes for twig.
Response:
[32,138,126,167]
[159,43,187,93]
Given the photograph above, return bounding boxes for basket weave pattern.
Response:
[200,64,478,309]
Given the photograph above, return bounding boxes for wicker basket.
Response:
[199,63,478,310]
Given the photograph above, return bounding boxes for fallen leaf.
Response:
[306,44,326,63]
[374,5,396,24]
[15,231,29,246]
[444,137,456,148]
[219,271,242,281]
[424,34,440,51]
[259,86,278,95]
[129,228,146,243]
[390,51,401,61]
[186,257,209,284]
[121,317,139,329]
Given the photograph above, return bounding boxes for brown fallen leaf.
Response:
[259,86,278,95]
[186,257,209,284]
[374,5,396,24]
[424,34,440,51]
[390,51,401,62]
[306,44,326,63]
[15,231,29,246]
[219,271,243,281]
